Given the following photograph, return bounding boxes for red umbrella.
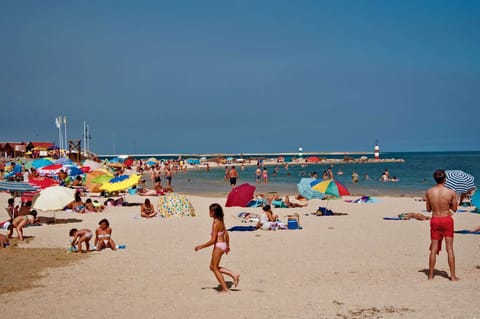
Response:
[225,183,256,207]
[80,166,91,173]
[29,177,59,189]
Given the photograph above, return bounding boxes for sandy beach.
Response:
[1,191,479,319]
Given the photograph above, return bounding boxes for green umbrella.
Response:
[92,174,114,184]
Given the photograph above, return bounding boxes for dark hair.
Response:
[8,198,14,205]
[231,166,235,169]
[75,192,82,202]
[85,198,92,203]
[145,198,150,204]
[30,210,37,218]
[99,218,109,227]
[433,169,446,184]
[25,201,32,207]
[69,228,78,236]
[76,175,82,181]
[263,205,271,211]
[209,203,224,219]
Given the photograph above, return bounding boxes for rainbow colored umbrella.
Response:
[310,179,350,197]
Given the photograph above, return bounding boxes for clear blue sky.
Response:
[1,0,479,154]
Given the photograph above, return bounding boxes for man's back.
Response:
[426,185,457,217]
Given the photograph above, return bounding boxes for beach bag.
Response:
[316,207,333,216]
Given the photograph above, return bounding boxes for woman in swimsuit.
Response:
[95,218,116,251]
[195,203,240,293]
[141,198,157,218]
[8,211,38,241]
[69,228,93,253]
[71,192,86,214]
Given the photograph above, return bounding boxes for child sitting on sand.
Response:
[69,228,93,253]
[95,219,116,251]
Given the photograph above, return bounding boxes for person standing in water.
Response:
[195,203,240,293]
[425,169,458,281]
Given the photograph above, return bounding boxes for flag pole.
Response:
[63,116,67,157]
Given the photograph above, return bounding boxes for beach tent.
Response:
[158,193,196,217]
[225,183,256,207]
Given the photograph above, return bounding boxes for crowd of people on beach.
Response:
[2,153,479,294]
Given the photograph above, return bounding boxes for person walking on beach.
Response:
[255,166,262,183]
[425,169,459,281]
[165,167,173,188]
[229,166,238,187]
[195,203,240,293]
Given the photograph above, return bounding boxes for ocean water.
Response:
[157,151,480,197]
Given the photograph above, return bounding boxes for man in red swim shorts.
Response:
[425,169,458,281]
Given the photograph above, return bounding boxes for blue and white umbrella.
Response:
[0,181,39,193]
[296,178,325,200]
[445,170,475,194]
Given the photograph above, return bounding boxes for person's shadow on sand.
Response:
[418,269,450,279]
[201,281,241,292]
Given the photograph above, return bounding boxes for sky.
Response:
[1,0,479,155]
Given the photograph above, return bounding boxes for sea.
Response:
[111,151,480,197]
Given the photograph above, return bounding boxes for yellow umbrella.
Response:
[86,170,114,193]
[100,174,141,193]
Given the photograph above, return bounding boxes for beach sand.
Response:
[1,192,479,318]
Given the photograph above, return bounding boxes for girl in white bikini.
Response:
[69,228,93,253]
[95,219,116,251]
[194,203,240,293]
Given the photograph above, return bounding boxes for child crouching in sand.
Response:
[69,228,93,253]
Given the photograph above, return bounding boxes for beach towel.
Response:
[454,230,480,235]
[246,199,264,208]
[345,196,377,204]
[228,226,257,232]
[383,217,402,221]
[272,200,288,208]
[235,212,259,223]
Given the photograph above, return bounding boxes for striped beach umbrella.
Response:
[0,181,39,193]
[445,170,475,194]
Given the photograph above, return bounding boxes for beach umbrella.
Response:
[296,178,324,200]
[311,179,350,197]
[37,164,63,176]
[100,174,141,193]
[83,159,102,171]
[225,183,256,207]
[64,165,83,176]
[55,158,74,166]
[158,193,196,217]
[31,158,53,169]
[109,175,129,183]
[92,174,114,185]
[28,177,59,189]
[33,186,76,222]
[445,170,475,194]
[0,181,39,195]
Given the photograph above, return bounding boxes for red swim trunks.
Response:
[430,215,454,254]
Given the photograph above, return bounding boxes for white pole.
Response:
[63,116,67,157]
[87,124,90,155]
[83,121,87,157]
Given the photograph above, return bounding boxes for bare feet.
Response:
[450,276,460,281]
[428,276,434,280]
[234,274,240,288]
